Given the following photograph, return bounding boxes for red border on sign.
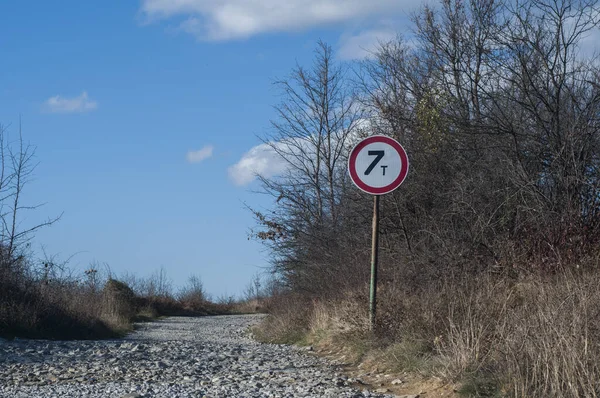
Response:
[348,135,409,195]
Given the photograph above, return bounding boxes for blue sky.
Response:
[0,1,416,297]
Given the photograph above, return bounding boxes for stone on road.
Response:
[0,314,394,397]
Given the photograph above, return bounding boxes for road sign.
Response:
[347,135,409,331]
[348,135,409,195]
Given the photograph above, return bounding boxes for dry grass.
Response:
[260,269,600,397]
[310,291,370,334]
[0,267,233,340]
[497,274,600,397]
[252,294,313,344]
[230,298,268,314]
[0,276,116,339]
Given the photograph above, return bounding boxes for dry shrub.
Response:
[310,290,369,334]
[255,290,369,345]
[0,270,145,340]
[101,279,137,331]
[178,295,206,312]
[230,298,267,314]
[433,278,511,381]
[0,275,115,340]
[497,272,600,397]
[0,263,232,340]
[253,293,313,344]
[140,295,183,315]
[177,274,207,312]
[383,271,600,397]
[272,269,600,397]
[135,305,158,321]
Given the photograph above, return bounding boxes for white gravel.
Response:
[0,314,394,397]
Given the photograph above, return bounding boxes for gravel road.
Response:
[0,315,395,397]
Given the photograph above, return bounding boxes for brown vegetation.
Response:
[256,270,600,397]
[0,261,250,340]
[251,0,600,396]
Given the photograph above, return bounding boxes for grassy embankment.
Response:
[253,267,600,397]
[0,265,262,341]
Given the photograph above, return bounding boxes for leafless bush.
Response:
[243,273,264,301]
[252,293,313,344]
[101,278,137,330]
[496,271,600,397]
[178,274,206,310]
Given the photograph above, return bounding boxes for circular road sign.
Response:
[348,135,409,195]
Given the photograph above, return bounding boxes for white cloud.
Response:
[338,29,397,60]
[228,120,377,187]
[228,143,289,186]
[139,0,409,41]
[186,145,214,163]
[43,91,98,114]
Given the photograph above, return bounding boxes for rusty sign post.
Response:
[348,135,409,330]
[370,194,380,329]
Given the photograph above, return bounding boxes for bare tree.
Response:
[253,0,600,309]
[252,41,367,295]
[358,0,600,273]
[178,274,205,303]
[0,122,60,271]
[143,266,173,298]
[243,273,264,301]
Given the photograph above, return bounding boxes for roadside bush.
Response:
[497,271,600,397]
[0,263,232,340]
[0,269,114,339]
[178,275,207,312]
[261,268,600,397]
[102,278,137,330]
[252,293,312,344]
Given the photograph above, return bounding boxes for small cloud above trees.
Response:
[228,143,288,186]
[43,91,98,114]
[186,145,214,164]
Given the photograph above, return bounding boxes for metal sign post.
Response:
[348,135,409,330]
[370,194,380,329]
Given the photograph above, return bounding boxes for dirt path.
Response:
[0,314,395,398]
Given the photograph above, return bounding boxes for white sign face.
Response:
[354,141,402,188]
[348,135,409,195]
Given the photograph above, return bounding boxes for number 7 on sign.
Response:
[364,150,385,175]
